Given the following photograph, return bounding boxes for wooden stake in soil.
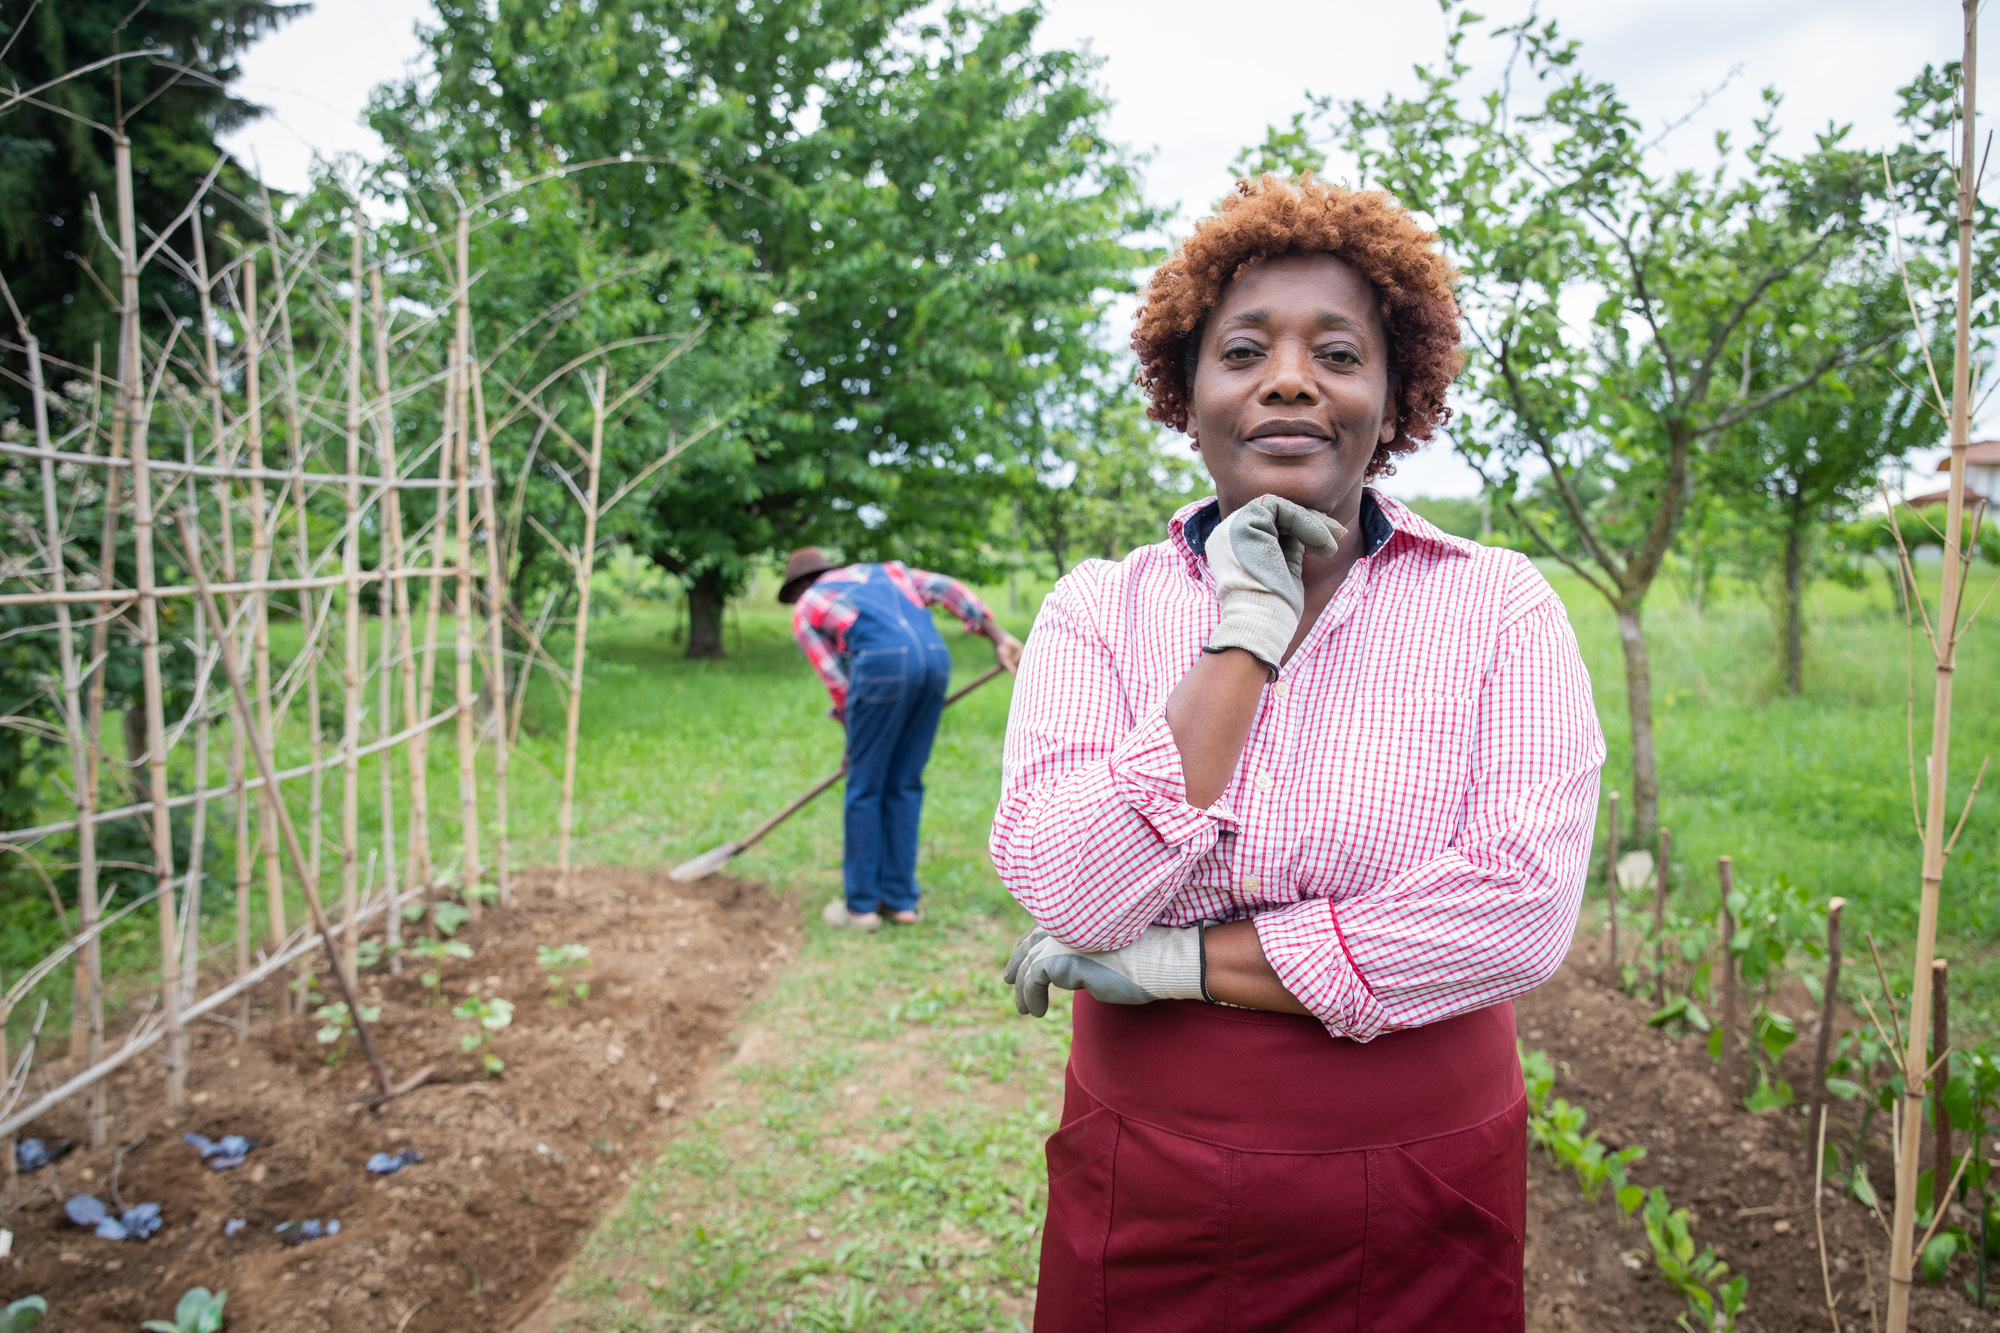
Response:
[1652,826,1672,1005]
[1718,854,1737,1093]
[369,263,405,970]
[173,514,401,1098]
[469,363,511,906]
[450,204,482,910]
[1888,5,1982,1324]
[243,254,287,1012]
[340,217,366,988]
[1809,898,1846,1173]
[1606,789,1621,973]
[555,366,608,894]
[1934,958,1951,1201]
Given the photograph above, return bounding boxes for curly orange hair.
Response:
[1132,174,1463,475]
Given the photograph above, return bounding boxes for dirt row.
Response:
[0,868,795,1333]
[1520,930,1991,1333]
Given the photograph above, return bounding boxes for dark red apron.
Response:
[1037,994,1525,1333]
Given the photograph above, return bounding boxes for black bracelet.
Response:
[1198,921,1216,1004]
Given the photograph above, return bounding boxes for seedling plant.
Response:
[537,944,592,1005]
[140,1287,226,1333]
[409,937,473,1004]
[0,1296,45,1333]
[313,999,382,1065]
[453,995,514,1075]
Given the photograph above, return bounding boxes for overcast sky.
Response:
[220,0,1984,497]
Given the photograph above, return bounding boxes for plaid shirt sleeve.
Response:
[1252,593,1603,1039]
[790,589,850,718]
[990,566,1237,950]
[902,566,995,633]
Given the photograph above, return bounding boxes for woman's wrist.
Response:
[1201,919,1312,1016]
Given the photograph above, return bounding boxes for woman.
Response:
[990,175,1604,1331]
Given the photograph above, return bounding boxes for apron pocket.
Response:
[1037,1104,1118,1333]
[1359,1143,1522,1333]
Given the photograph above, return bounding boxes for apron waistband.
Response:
[1069,992,1522,1155]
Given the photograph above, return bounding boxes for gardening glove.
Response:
[1202,495,1345,676]
[1003,924,1206,1018]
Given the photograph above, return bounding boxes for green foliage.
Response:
[1642,1188,1748,1332]
[1522,1045,1646,1214]
[313,999,381,1065]
[429,903,470,939]
[409,937,473,1006]
[0,1295,47,1333]
[537,943,592,1005]
[140,1287,226,1333]
[1011,394,1203,576]
[453,994,514,1076]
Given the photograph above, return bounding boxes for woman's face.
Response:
[1187,252,1397,523]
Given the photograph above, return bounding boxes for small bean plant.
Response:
[409,937,473,1005]
[453,994,514,1075]
[0,1296,46,1333]
[313,999,382,1065]
[537,944,593,1005]
[1642,1189,1747,1332]
[141,1288,226,1333]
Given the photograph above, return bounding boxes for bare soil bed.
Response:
[0,867,794,1333]
[1520,934,1989,1333]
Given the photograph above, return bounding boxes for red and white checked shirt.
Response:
[990,491,1605,1041]
[792,561,994,716]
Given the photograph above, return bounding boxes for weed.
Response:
[453,995,514,1075]
[537,944,592,1005]
[140,1287,226,1333]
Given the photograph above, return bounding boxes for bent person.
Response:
[781,548,1022,931]
[991,175,1605,1331]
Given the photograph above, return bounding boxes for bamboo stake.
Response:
[340,218,366,988]
[450,203,482,910]
[244,255,286,1011]
[172,516,395,1096]
[1652,827,1672,1006]
[0,274,105,1144]
[470,362,510,905]
[1934,959,1951,1203]
[177,424,210,1012]
[1718,855,1737,1094]
[370,264,404,970]
[1605,788,1620,973]
[1809,898,1846,1173]
[115,130,187,1108]
[410,320,451,894]
[1887,6,1980,1324]
[556,366,608,893]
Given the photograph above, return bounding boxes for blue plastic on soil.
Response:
[183,1132,255,1169]
[365,1149,424,1175]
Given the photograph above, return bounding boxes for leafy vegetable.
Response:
[537,944,593,1005]
[140,1287,226,1333]
[63,1195,161,1241]
[0,1295,47,1333]
[453,995,514,1076]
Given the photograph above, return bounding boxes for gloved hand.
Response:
[1004,924,1206,1017]
[1203,495,1345,675]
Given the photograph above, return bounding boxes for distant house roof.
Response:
[1903,488,1954,507]
[1934,440,2000,469]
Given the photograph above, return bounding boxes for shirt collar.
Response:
[1168,487,1474,578]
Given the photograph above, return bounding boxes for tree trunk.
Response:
[1781,498,1807,696]
[1615,602,1661,846]
[686,567,727,659]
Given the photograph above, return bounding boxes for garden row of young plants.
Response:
[1520,1044,1748,1331]
[1611,847,2000,1304]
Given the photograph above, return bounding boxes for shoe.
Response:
[822,898,880,932]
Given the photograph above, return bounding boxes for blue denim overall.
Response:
[840,565,953,914]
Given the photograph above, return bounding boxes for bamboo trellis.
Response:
[0,133,703,1165]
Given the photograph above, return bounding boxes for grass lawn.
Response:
[517,552,1998,1330]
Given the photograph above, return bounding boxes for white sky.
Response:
[221,0,1985,499]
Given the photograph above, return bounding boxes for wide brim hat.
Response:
[777,546,839,603]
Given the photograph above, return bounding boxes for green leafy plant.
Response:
[140,1287,225,1333]
[409,937,473,1005]
[1523,1046,1645,1214]
[430,902,471,938]
[453,995,514,1075]
[314,1000,381,1065]
[463,881,498,907]
[537,944,593,1005]
[0,1296,47,1333]
[1741,1008,1797,1113]
[1642,1188,1746,1331]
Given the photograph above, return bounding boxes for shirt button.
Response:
[1243,875,1261,892]
[1254,772,1272,791]
[1273,681,1289,700]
